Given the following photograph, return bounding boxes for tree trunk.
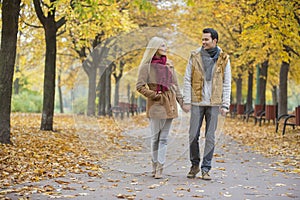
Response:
[259,60,268,106]
[14,54,20,94]
[235,74,242,105]
[114,79,120,106]
[83,45,110,116]
[87,67,97,116]
[105,64,112,116]
[271,85,277,105]
[278,61,289,116]
[98,68,106,116]
[127,84,131,103]
[40,17,57,130]
[246,70,253,111]
[33,0,66,130]
[113,61,124,107]
[0,0,21,144]
[255,64,261,105]
[58,72,64,113]
[14,32,21,95]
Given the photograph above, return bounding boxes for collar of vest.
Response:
[191,46,226,57]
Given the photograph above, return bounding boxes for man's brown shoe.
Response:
[187,165,200,178]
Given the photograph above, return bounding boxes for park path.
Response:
[4,114,300,199]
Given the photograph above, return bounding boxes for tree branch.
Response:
[33,0,46,25]
[21,18,43,28]
[56,16,66,30]
[284,44,299,57]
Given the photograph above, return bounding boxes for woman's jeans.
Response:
[150,118,173,164]
[189,106,219,172]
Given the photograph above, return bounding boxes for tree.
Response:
[246,67,254,111]
[33,0,66,130]
[0,0,21,144]
[112,60,124,107]
[68,1,139,116]
[239,0,299,115]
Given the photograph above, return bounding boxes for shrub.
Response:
[12,90,42,113]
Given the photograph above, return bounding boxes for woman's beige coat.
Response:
[136,61,184,119]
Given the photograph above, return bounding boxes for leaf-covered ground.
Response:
[1,113,120,189]
[224,117,300,174]
[1,113,299,193]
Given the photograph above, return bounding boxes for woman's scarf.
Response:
[151,55,173,93]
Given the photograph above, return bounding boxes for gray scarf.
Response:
[201,47,220,81]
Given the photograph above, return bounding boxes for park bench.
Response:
[228,104,236,118]
[256,105,277,126]
[235,104,247,119]
[276,106,300,135]
[245,104,264,124]
[129,103,138,116]
[111,102,130,119]
[111,102,139,119]
[234,104,256,121]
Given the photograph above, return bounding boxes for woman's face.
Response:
[156,42,167,56]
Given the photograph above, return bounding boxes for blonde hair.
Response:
[139,37,166,67]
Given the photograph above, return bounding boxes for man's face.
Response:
[202,33,217,50]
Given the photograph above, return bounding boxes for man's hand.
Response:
[182,104,191,113]
[220,107,229,116]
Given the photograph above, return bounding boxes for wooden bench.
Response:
[256,105,277,126]
[129,103,138,116]
[276,106,300,135]
[112,102,140,119]
[111,102,130,119]
[245,104,264,123]
[228,104,236,118]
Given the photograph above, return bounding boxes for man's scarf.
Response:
[201,46,220,81]
[151,55,173,92]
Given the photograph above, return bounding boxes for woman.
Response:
[136,37,185,179]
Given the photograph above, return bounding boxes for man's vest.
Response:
[191,50,229,105]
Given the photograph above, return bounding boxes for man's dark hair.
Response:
[203,28,218,43]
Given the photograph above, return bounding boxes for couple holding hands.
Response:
[136,28,231,180]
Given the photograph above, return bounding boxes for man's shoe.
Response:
[187,165,200,178]
[201,171,211,180]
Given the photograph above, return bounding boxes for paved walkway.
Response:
[4,115,300,199]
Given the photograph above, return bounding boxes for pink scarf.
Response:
[151,55,173,93]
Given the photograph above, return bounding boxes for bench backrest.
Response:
[254,104,264,116]
[265,105,276,120]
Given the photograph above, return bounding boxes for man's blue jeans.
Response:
[189,106,219,172]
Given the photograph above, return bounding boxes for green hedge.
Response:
[12,91,42,113]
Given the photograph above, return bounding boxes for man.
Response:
[182,28,231,180]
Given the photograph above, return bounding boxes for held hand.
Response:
[220,107,229,116]
[152,91,162,101]
[182,104,191,113]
